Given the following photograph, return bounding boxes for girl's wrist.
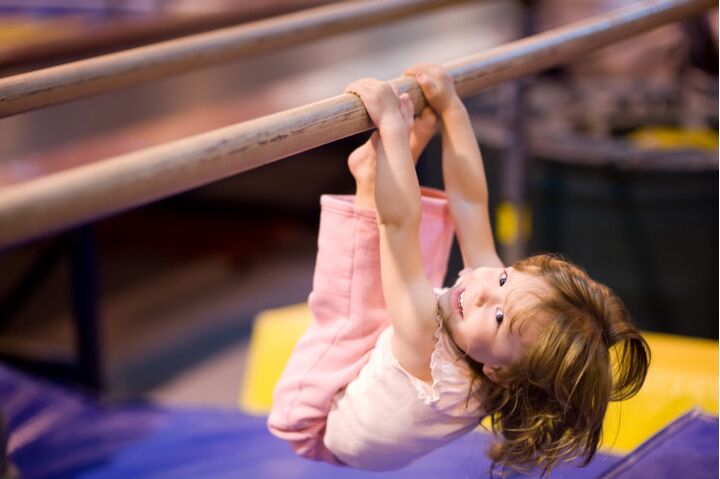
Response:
[439,97,466,119]
[355,184,377,209]
[377,114,406,133]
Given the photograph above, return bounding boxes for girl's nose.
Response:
[469,267,487,280]
[473,284,488,306]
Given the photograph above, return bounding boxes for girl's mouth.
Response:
[452,287,465,318]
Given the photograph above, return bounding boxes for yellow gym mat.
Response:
[240,303,718,453]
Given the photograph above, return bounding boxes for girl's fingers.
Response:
[415,72,436,93]
[405,64,450,98]
[403,63,434,76]
[344,78,362,94]
[344,78,378,96]
[409,108,438,161]
[421,106,437,120]
[413,107,438,136]
[399,93,414,128]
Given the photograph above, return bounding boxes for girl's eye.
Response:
[495,308,504,326]
[499,270,508,287]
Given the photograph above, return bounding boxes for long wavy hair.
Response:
[443,254,650,477]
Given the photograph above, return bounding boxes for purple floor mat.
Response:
[601,409,718,479]
[0,364,711,478]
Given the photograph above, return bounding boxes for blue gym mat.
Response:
[0,365,715,478]
[601,409,718,479]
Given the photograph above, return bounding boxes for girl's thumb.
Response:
[417,73,436,96]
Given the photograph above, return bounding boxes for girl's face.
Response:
[438,266,546,383]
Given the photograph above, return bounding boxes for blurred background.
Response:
[0,0,717,412]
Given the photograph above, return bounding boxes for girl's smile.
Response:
[451,286,465,319]
[439,267,548,381]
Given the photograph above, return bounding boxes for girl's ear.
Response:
[482,364,508,387]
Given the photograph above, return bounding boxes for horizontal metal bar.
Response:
[0,0,713,249]
[0,1,332,70]
[0,0,469,118]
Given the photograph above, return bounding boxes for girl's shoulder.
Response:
[427,313,485,413]
[381,300,484,416]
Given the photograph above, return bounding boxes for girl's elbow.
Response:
[377,206,421,228]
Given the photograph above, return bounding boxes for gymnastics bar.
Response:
[0,0,714,249]
[0,1,334,69]
[0,0,471,118]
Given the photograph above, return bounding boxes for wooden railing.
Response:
[0,0,714,249]
[0,0,470,117]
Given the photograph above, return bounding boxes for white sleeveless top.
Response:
[323,308,485,470]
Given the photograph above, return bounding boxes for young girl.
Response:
[268,64,650,475]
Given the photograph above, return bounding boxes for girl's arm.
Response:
[345,79,437,381]
[405,64,503,269]
[348,107,437,211]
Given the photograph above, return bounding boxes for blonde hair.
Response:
[451,254,650,476]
